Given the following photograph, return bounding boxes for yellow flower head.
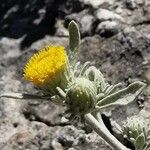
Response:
[24,46,68,87]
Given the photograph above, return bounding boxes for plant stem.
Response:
[84,113,130,150]
[0,93,48,101]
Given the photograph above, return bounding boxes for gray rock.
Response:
[145,0,150,5]
[96,21,120,37]
[136,0,144,5]
[125,0,137,10]
[55,20,69,37]
[80,27,150,83]
[57,126,112,150]
[80,14,95,36]
[0,37,22,67]
[82,0,114,8]
[95,8,124,22]
[0,121,59,150]
[65,10,95,36]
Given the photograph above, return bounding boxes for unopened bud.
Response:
[66,77,97,115]
[123,116,150,150]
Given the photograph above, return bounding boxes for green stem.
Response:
[84,113,130,150]
[0,93,48,101]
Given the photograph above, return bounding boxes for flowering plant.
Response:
[123,116,150,150]
[0,21,147,150]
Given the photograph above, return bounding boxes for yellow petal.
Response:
[24,46,67,87]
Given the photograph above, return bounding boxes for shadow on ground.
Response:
[0,0,84,49]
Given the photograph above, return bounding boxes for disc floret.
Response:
[24,46,69,91]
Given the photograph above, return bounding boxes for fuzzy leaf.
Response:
[68,20,80,52]
[83,66,107,92]
[105,83,122,95]
[132,129,139,140]
[135,133,145,150]
[97,81,146,109]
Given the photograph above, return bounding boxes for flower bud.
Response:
[23,46,69,94]
[83,66,107,92]
[123,116,150,150]
[66,77,97,115]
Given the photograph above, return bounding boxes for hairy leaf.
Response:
[97,81,146,109]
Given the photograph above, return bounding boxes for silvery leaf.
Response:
[97,81,146,109]
[68,20,80,52]
[135,133,145,150]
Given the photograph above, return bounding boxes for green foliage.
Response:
[55,20,147,115]
[97,81,146,109]
[68,20,80,52]
[123,116,150,150]
[81,65,146,110]
[66,77,96,115]
[68,20,81,68]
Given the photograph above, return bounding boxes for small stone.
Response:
[66,10,95,36]
[125,0,137,10]
[96,21,119,38]
[83,0,103,8]
[95,9,124,22]
[136,0,144,5]
[51,140,63,150]
[145,0,150,5]
[55,20,69,37]
[83,0,113,8]
[80,14,95,36]
[67,148,76,150]
[115,7,123,14]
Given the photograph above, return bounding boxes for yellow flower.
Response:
[24,46,68,88]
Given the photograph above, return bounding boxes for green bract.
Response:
[123,116,150,150]
[83,66,107,92]
[66,77,97,115]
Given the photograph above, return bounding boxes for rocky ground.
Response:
[0,0,150,149]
